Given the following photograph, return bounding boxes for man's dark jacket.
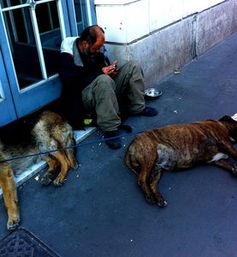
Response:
[59,37,109,129]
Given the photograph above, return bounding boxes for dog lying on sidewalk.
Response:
[125,115,237,207]
[0,111,77,230]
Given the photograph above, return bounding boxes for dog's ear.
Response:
[219,115,234,122]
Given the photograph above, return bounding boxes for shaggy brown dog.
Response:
[0,111,77,230]
[125,116,237,207]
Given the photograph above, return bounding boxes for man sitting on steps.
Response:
[59,25,157,149]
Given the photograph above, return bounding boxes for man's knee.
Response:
[93,74,117,96]
[96,74,114,88]
[127,60,141,69]
[123,60,143,76]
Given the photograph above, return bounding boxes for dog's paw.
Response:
[53,177,65,186]
[7,216,20,231]
[157,198,168,208]
[145,194,157,204]
[231,167,237,177]
[40,175,54,186]
[72,161,79,170]
[232,172,237,177]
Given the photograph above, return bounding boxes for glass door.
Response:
[0,0,94,125]
[1,0,67,88]
[0,0,68,120]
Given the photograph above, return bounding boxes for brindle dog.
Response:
[125,116,237,207]
[0,111,77,230]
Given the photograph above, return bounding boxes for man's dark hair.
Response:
[80,25,104,46]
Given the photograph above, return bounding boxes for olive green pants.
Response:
[81,60,145,132]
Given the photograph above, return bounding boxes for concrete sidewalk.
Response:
[1,32,237,257]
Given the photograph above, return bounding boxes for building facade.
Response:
[1,0,236,126]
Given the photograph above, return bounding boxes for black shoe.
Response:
[138,107,158,117]
[103,130,122,149]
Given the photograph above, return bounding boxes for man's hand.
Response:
[102,61,118,78]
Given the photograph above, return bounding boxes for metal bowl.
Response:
[144,88,163,100]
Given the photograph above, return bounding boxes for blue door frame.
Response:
[0,0,96,127]
[0,47,17,125]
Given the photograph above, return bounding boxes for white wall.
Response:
[94,0,237,86]
[95,0,225,43]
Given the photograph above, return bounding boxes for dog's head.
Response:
[219,115,237,142]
